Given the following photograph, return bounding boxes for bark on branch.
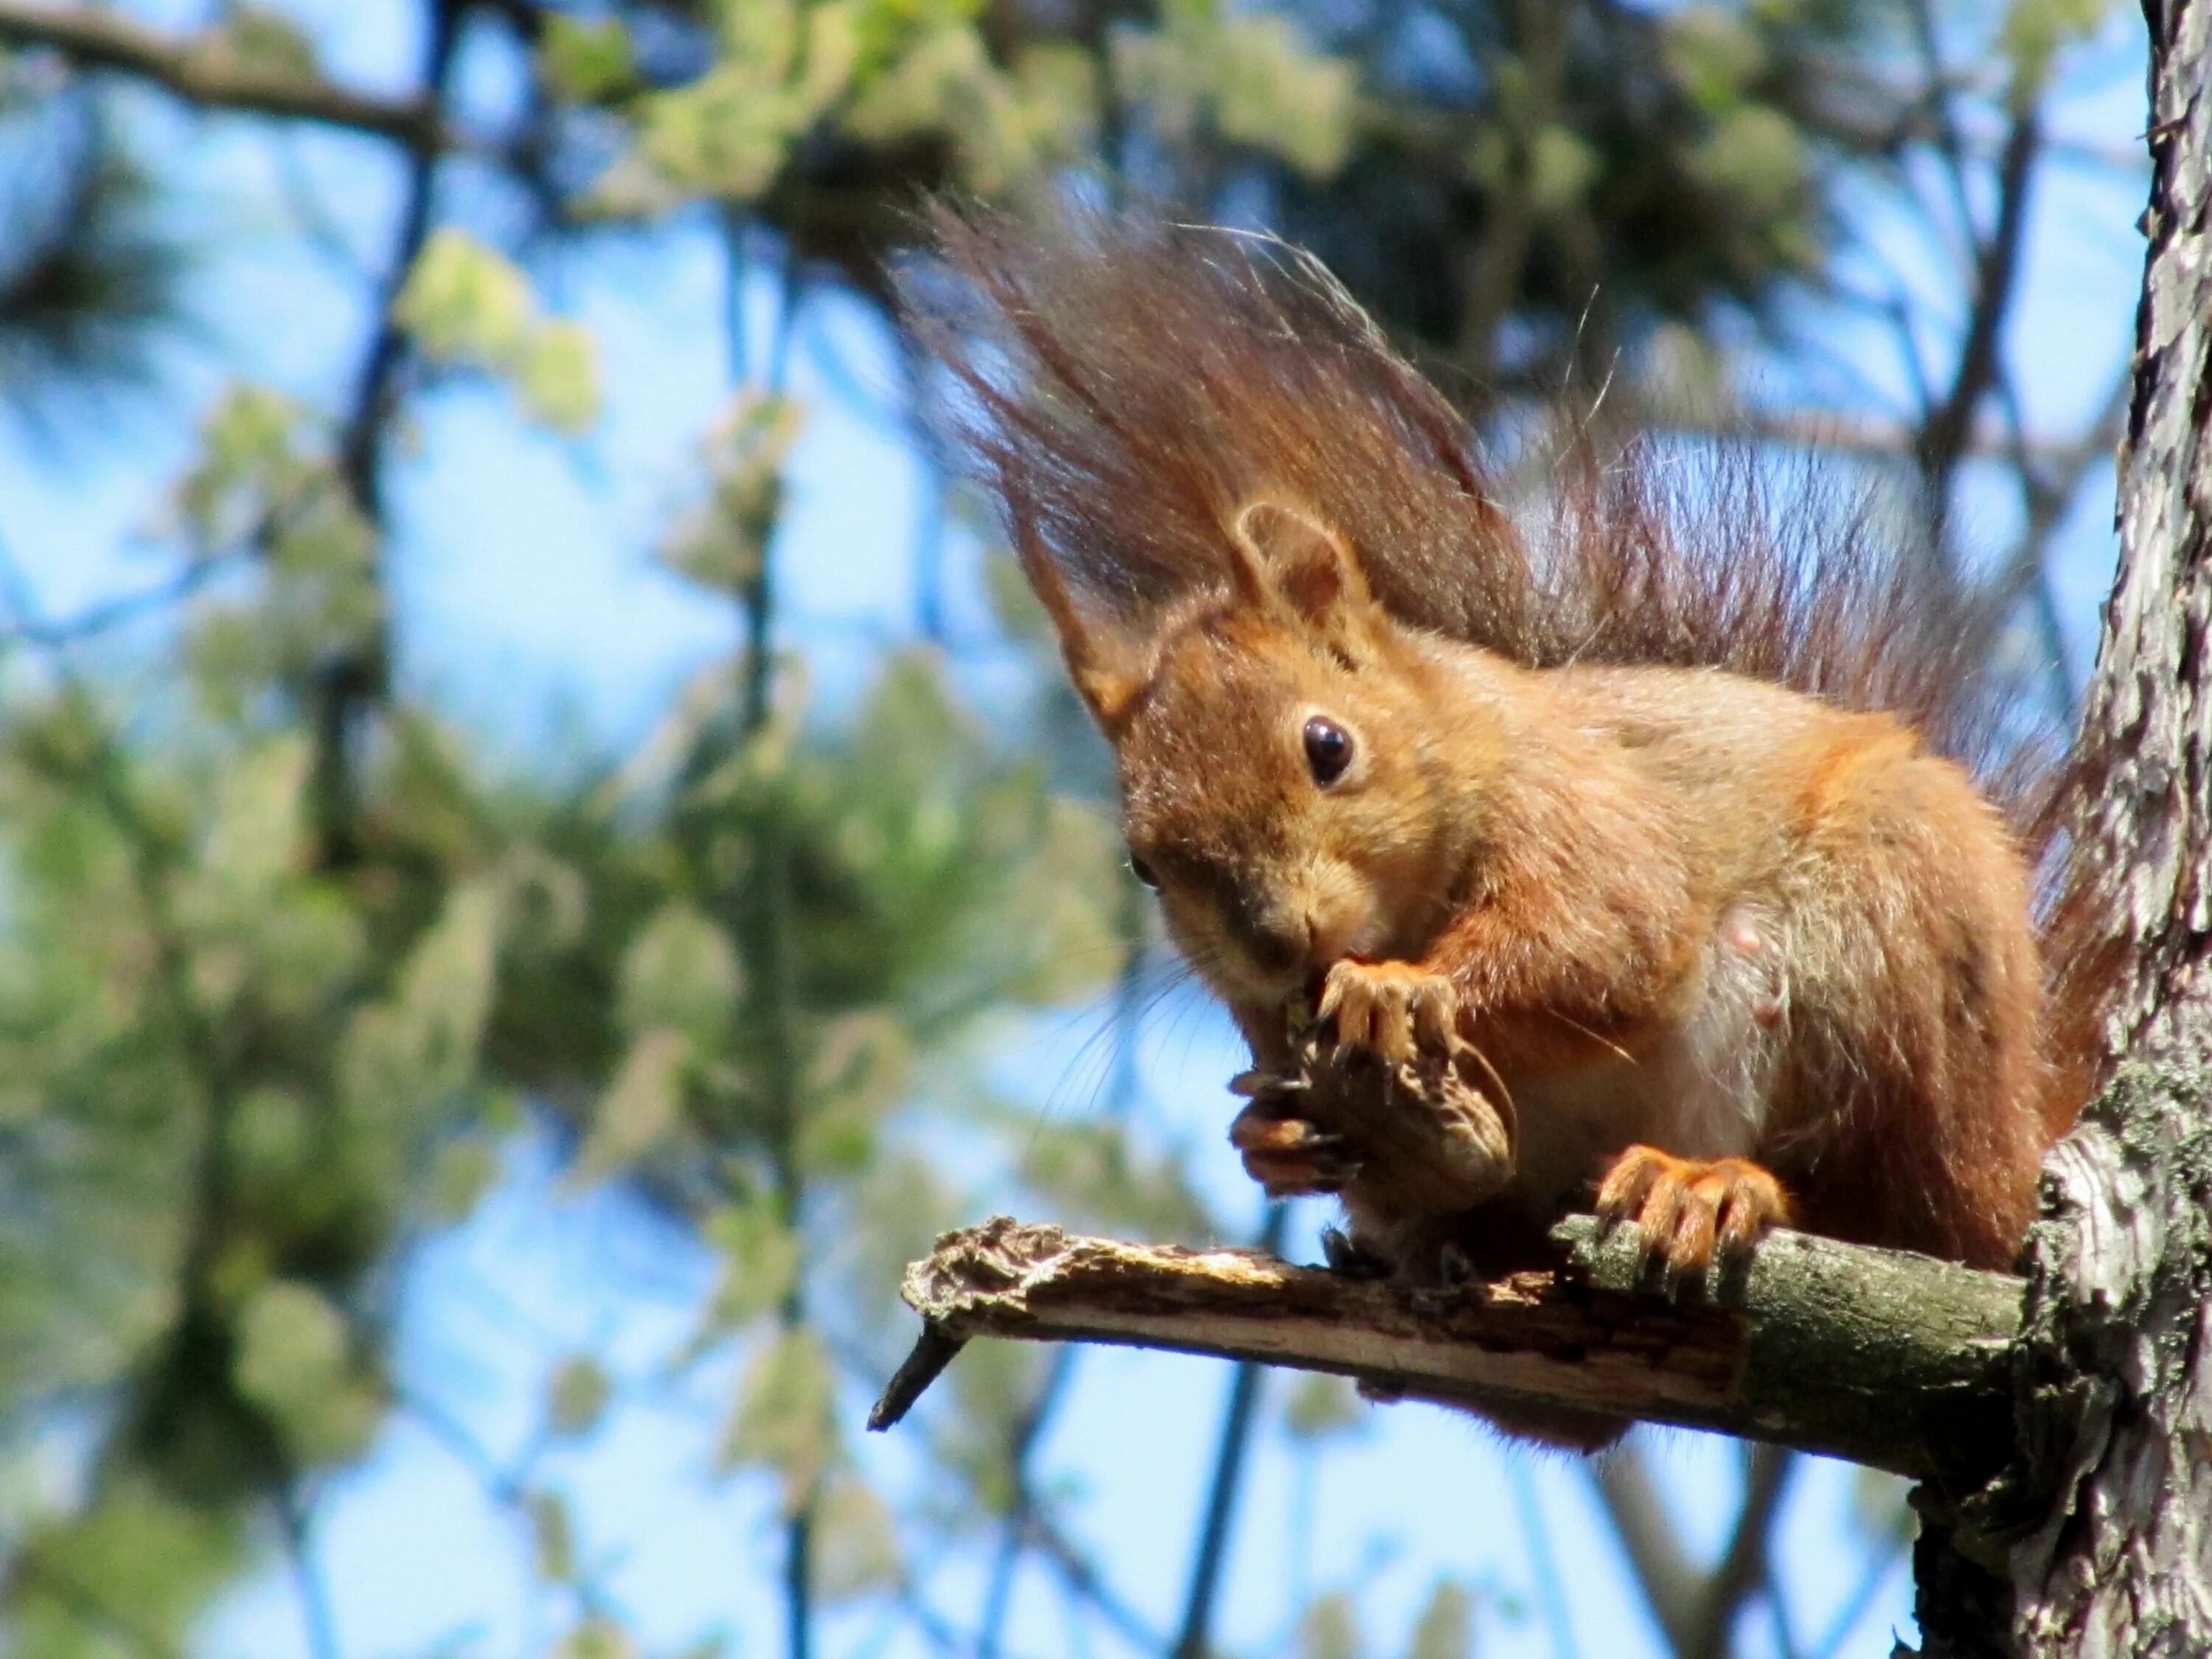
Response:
[872,1214,2025,1486]
[0,1,452,149]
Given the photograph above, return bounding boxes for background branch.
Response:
[0,1,450,147]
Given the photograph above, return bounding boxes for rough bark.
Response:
[1910,2,2212,1652]
[872,1215,2025,1485]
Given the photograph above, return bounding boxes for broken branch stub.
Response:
[871,1215,2026,1484]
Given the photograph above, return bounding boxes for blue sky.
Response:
[0,4,2156,1656]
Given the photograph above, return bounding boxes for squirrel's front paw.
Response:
[1594,1146,1791,1280]
[1316,959,1458,1064]
[1229,1095,1360,1197]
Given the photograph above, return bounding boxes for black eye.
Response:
[1303,716,1354,785]
[1128,852,1160,889]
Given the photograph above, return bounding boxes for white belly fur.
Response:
[1498,904,1790,1212]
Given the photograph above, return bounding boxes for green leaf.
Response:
[794,1011,911,1175]
[232,1280,379,1463]
[201,734,310,894]
[175,383,315,548]
[1405,1579,1474,1659]
[220,5,321,78]
[338,880,501,1123]
[814,1472,902,1601]
[618,902,742,1047]
[8,1482,246,1657]
[233,1280,349,1405]
[721,1326,837,1511]
[698,1195,804,1337]
[636,68,797,201]
[1527,125,1600,216]
[518,319,601,434]
[1688,105,1806,223]
[225,1086,312,1191]
[543,16,639,102]
[577,1026,689,1182]
[658,393,804,596]
[398,880,503,1077]
[426,1138,501,1222]
[2002,0,2114,86]
[395,229,535,369]
[1300,1593,1362,1659]
[1281,1373,1364,1443]
[1662,5,1767,111]
[1113,8,1354,180]
[546,1355,613,1438]
[528,1487,577,1582]
[552,1615,636,1659]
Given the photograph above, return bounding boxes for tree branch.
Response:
[1687,1444,1795,1658]
[0,1,453,150]
[1587,1450,1701,1652]
[870,1216,2025,1486]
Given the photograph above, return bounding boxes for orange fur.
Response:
[908,204,2113,1303]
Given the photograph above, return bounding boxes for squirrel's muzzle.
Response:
[1225,891,1316,980]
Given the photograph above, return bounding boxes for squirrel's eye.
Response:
[1128,853,1161,889]
[1303,716,1354,786]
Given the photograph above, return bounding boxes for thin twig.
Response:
[1029,1508,1168,1653]
[1506,1455,1579,1659]
[0,550,244,647]
[1686,1445,1798,1657]
[0,0,452,147]
[1587,1449,1700,1654]
[1809,1534,1910,1659]
[273,1478,342,1659]
[311,0,465,871]
[978,891,1150,1659]
[1915,108,2043,519]
[1169,1204,1287,1659]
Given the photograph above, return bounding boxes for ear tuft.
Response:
[1230,498,1373,630]
[1008,483,1152,734]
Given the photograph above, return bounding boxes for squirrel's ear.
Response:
[1229,499,1374,632]
[1006,496,1148,732]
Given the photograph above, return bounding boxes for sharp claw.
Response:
[1437,1242,1473,1288]
[1321,1226,1394,1279]
[1315,971,1346,1023]
[1228,1069,1307,1099]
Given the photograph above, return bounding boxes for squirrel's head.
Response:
[1026,498,1500,1009]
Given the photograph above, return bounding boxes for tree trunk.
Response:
[1911,1,2212,1652]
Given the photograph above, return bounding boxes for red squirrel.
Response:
[907,204,2109,1314]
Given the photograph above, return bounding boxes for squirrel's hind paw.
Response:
[1319,1225,1395,1279]
[1593,1147,1790,1284]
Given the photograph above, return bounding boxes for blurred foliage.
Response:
[0,94,182,430]
[0,0,2135,1654]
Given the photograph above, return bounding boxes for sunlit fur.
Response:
[909,202,2115,1287]
[1118,602,1498,1009]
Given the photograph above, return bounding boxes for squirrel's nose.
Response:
[1237,905,1314,977]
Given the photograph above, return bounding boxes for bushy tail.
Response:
[905,198,2121,1125]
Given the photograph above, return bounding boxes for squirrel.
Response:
[904,205,2112,1410]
